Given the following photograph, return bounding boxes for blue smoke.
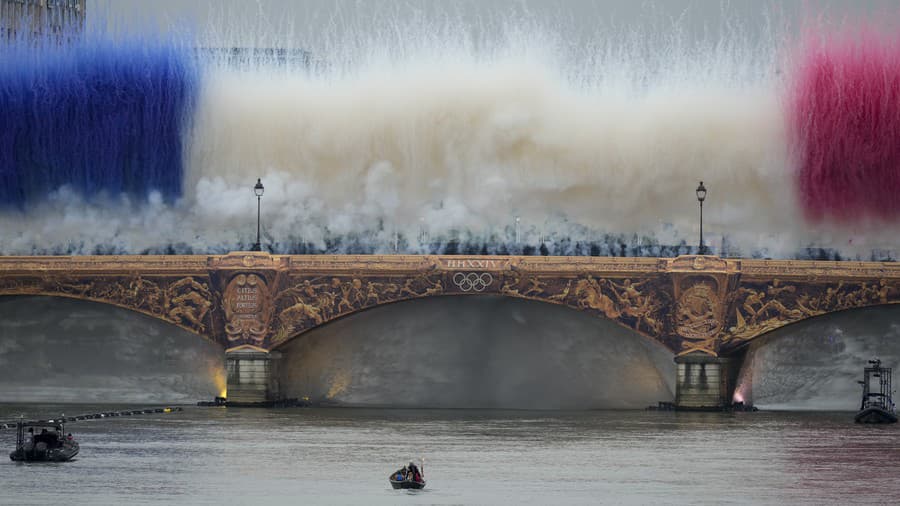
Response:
[0,34,198,207]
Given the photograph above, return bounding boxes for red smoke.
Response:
[788,29,900,221]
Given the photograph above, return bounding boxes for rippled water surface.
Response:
[2,405,899,505]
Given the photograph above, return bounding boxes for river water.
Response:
[2,405,899,505]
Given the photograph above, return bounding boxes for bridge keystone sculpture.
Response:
[2,252,899,407]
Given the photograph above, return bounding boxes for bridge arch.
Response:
[0,292,216,345]
[272,290,675,353]
[274,294,676,409]
[0,295,225,403]
[731,304,900,410]
[269,272,676,353]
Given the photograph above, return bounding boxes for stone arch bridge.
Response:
[2,252,899,408]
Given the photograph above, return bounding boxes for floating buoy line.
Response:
[0,407,183,430]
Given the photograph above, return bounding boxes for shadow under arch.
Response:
[272,290,675,355]
[0,295,225,403]
[731,304,900,410]
[275,294,676,409]
[0,291,216,346]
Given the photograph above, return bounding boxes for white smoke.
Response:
[3,3,899,257]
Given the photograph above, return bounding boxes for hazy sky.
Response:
[88,0,898,48]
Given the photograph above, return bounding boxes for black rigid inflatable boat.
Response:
[9,421,79,462]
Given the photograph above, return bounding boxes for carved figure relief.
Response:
[272,273,443,345]
[166,277,213,332]
[0,273,215,337]
[547,280,573,302]
[725,278,900,348]
[607,279,663,334]
[568,275,669,336]
[574,276,621,319]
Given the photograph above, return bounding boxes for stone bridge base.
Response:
[674,353,739,410]
[225,350,281,405]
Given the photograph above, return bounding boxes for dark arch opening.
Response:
[277,295,674,409]
[733,305,900,410]
[0,295,225,403]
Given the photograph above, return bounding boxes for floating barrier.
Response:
[0,407,183,430]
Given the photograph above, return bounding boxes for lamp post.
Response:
[252,178,264,251]
[515,216,520,244]
[695,181,707,255]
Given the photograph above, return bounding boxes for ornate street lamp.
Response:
[696,181,707,255]
[252,178,264,251]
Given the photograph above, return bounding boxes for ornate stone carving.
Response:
[722,278,900,351]
[270,273,443,346]
[668,263,740,357]
[674,279,723,355]
[563,275,669,336]
[222,273,272,345]
[666,255,737,274]
[208,251,283,269]
[0,272,214,337]
[166,277,213,332]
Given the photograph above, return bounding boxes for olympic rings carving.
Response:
[452,272,494,292]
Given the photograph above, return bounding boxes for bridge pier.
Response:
[225,349,282,404]
[674,353,736,410]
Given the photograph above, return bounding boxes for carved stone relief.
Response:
[0,273,215,337]
[722,278,900,350]
[222,273,272,345]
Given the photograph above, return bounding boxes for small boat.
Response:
[9,421,79,462]
[855,359,898,424]
[389,461,426,490]
[389,475,426,490]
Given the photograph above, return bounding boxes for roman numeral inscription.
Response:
[442,258,505,270]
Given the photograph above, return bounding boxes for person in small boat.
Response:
[408,462,421,482]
